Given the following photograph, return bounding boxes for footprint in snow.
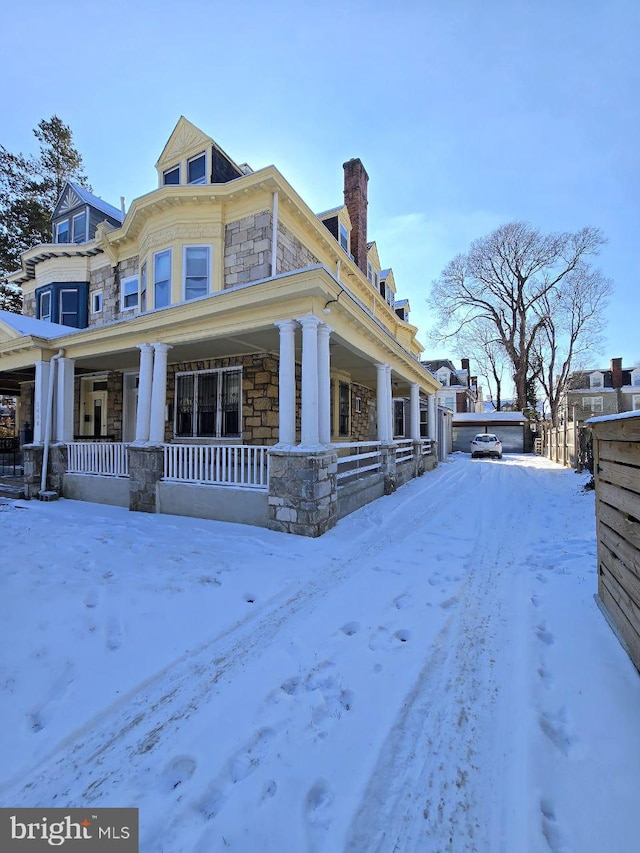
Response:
[540,797,567,853]
[229,728,275,783]
[539,708,576,756]
[394,593,412,610]
[305,779,334,850]
[341,622,360,636]
[105,617,124,651]
[536,625,555,646]
[159,755,197,793]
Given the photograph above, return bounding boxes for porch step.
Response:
[0,483,25,500]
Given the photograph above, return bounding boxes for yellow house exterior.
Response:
[0,117,441,536]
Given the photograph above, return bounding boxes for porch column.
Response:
[386,364,394,441]
[275,320,297,447]
[317,323,332,446]
[149,343,172,444]
[56,358,75,442]
[376,363,390,443]
[410,382,420,440]
[33,360,51,444]
[298,315,322,448]
[135,344,154,443]
[428,393,437,441]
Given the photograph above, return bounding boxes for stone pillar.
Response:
[22,445,44,499]
[380,444,397,495]
[128,445,164,513]
[275,320,297,447]
[317,323,332,446]
[428,393,437,441]
[33,361,51,444]
[268,449,338,537]
[56,358,75,443]
[410,383,420,440]
[298,315,322,448]
[149,343,172,444]
[135,344,154,443]
[376,363,389,443]
[48,444,68,494]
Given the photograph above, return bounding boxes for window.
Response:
[394,399,405,437]
[633,395,640,411]
[91,292,103,314]
[379,279,385,298]
[183,246,210,300]
[589,372,603,389]
[154,250,171,308]
[39,291,51,322]
[55,220,70,243]
[163,165,180,185]
[420,407,428,437]
[121,275,139,311]
[437,369,450,386]
[374,271,379,291]
[367,261,372,283]
[140,262,147,312]
[444,395,455,411]
[339,382,350,436]
[187,153,206,185]
[632,369,640,387]
[354,396,361,414]
[339,223,349,253]
[582,397,603,413]
[59,289,79,326]
[72,211,87,244]
[175,368,241,438]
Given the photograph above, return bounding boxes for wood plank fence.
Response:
[591,414,640,672]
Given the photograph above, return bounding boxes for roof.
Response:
[587,411,640,424]
[380,268,391,279]
[452,412,528,424]
[68,183,124,223]
[0,310,79,339]
[423,359,458,373]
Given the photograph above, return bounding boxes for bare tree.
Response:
[429,222,609,414]
[532,263,612,426]
[452,319,509,411]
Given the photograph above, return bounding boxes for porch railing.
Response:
[66,442,130,477]
[335,441,382,484]
[163,444,269,491]
[395,438,414,463]
[421,439,432,456]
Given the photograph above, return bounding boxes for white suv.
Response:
[470,433,502,459]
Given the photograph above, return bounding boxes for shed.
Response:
[452,412,529,453]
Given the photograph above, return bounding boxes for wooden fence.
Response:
[591,414,640,672]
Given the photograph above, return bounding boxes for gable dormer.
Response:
[379,268,396,307]
[631,368,640,388]
[317,205,353,259]
[366,241,382,292]
[394,298,410,322]
[156,116,246,188]
[589,370,604,389]
[52,182,123,245]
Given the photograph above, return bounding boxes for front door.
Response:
[81,378,108,438]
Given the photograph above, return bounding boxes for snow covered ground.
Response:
[2,454,640,852]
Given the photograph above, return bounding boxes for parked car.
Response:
[471,433,502,459]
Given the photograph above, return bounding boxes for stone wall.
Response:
[22,292,36,318]
[88,256,138,327]
[276,221,319,274]
[268,450,338,537]
[351,382,376,441]
[224,212,272,287]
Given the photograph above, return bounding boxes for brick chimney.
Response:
[611,357,623,389]
[461,358,470,373]
[343,158,369,275]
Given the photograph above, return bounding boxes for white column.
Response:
[428,393,437,441]
[410,383,420,440]
[317,323,332,446]
[275,320,297,447]
[56,358,75,442]
[135,344,154,443]
[149,343,172,444]
[298,315,322,448]
[386,364,394,441]
[376,363,389,443]
[33,361,51,444]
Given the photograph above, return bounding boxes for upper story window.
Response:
[40,291,51,322]
[367,261,372,283]
[59,289,79,326]
[92,292,103,314]
[633,395,640,411]
[55,220,70,243]
[632,369,640,387]
[589,371,603,389]
[582,396,603,413]
[154,250,171,309]
[121,275,140,311]
[437,369,450,386]
[163,165,180,185]
[187,153,206,185]
[72,211,87,243]
[140,262,147,312]
[184,246,210,300]
[339,223,349,253]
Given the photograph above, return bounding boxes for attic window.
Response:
[339,223,349,253]
[72,211,87,244]
[589,372,603,389]
[163,165,180,185]
[632,369,640,387]
[55,219,70,243]
[188,153,206,185]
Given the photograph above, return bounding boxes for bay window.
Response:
[183,246,210,300]
[154,250,171,309]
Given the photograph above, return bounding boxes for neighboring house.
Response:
[0,117,441,536]
[563,358,640,422]
[422,358,482,414]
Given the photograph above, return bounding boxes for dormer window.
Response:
[163,165,180,185]
[187,153,206,185]
[55,219,70,243]
[367,261,372,283]
[72,211,87,243]
[632,369,640,387]
[590,371,603,389]
[339,223,349,253]
[437,369,450,386]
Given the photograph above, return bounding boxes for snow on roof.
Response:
[316,205,344,218]
[0,310,79,338]
[69,183,124,223]
[380,268,391,279]
[453,412,529,423]
[586,410,640,424]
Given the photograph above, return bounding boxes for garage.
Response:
[452,413,529,454]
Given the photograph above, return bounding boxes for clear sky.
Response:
[3,0,638,372]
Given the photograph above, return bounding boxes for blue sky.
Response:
[3,0,638,372]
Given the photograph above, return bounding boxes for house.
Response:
[563,358,640,422]
[422,358,482,414]
[0,117,441,536]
